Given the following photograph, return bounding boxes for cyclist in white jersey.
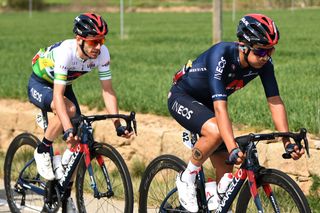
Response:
[28,13,133,182]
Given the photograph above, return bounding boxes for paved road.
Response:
[0,186,10,212]
[0,180,138,212]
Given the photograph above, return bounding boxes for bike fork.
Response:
[84,149,114,199]
[247,170,264,213]
[262,184,281,213]
[96,154,114,198]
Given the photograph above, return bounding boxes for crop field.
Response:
[0,8,319,135]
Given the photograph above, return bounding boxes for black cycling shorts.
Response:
[168,85,227,153]
[28,72,81,115]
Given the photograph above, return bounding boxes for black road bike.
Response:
[139,128,311,213]
[4,110,137,213]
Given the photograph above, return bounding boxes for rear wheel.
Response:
[4,133,46,213]
[75,142,134,213]
[236,168,311,213]
[138,154,187,213]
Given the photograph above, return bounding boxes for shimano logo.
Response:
[30,88,42,103]
[172,101,193,120]
[214,57,226,80]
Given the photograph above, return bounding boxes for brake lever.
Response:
[300,128,310,157]
[126,111,137,136]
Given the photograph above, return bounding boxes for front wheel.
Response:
[75,142,134,213]
[4,133,46,213]
[138,154,187,213]
[236,168,311,213]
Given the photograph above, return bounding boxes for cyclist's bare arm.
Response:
[101,79,133,138]
[53,83,79,145]
[214,100,244,164]
[267,96,305,159]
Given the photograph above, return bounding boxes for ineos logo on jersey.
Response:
[214,57,226,80]
[30,88,42,103]
[172,101,193,119]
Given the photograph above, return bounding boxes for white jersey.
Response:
[32,39,111,85]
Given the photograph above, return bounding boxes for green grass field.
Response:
[0,9,319,135]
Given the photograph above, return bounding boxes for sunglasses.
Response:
[85,38,105,46]
[250,47,275,57]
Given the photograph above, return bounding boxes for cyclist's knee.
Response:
[66,104,77,117]
[201,118,221,142]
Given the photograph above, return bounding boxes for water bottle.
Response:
[217,173,233,199]
[61,148,74,169]
[205,178,219,210]
[52,151,64,180]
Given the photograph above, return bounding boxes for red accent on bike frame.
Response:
[247,170,259,198]
[233,168,247,180]
[82,144,91,167]
[262,184,273,196]
[96,155,104,166]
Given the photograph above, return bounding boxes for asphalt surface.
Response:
[0,180,138,212]
[0,184,10,212]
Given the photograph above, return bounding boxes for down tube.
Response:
[216,168,247,213]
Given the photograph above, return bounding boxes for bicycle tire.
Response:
[4,133,44,213]
[138,154,187,213]
[236,168,311,213]
[75,142,134,213]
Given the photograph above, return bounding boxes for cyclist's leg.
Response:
[46,85,80,141]
[209,148,233,182]
[28,76,79,179]
[168,88,223,175]
[168,87,222,212]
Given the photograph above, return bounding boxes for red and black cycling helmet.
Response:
[73,13,108,39]
[237,14,279,46]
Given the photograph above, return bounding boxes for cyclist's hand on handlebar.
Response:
[285,143,305,160]
[116,125,134,139]
[63,128,80,148]
[66,134,80,148]
[228,148,245,165]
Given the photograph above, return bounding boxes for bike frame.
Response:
[15,111,136,204]
[15,119,111,201]
[160,129,309,213]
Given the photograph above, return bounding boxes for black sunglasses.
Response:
[250,46,275,57]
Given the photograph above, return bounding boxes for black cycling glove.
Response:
[116,125,127,136]
[228,148,241,164]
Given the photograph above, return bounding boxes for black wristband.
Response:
[63,128,74,141]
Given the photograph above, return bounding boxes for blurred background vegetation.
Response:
[0,1,319,136]
[1,0,320,10]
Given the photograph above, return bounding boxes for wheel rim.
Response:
[6,139,45,212]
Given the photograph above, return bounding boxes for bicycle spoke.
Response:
[76,144,133,213]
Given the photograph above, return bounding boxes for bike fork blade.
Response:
[263,184,281,213]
